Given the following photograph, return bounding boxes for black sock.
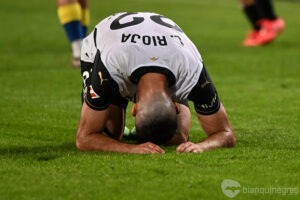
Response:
[256,0,277,20]
[243,4,264,30]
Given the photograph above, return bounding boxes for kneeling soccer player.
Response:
[76,12,236,154]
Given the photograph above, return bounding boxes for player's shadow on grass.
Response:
[0,142,77,159]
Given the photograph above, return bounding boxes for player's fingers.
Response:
[144,142,162,151]
[176,143,187,152]
[191,147,204,153]
[141,144,163,154]
[184,145,197,153]
[152,146,165,154]
[182,143,198,153]
[145,142,165,153]
[176,142,192,152]
[146,142,156,148]
[149,143,165,154]
[146,147,161,154]
[139,147,159,154]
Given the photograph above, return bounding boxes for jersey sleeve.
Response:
[187,65,221,115]
[81,29,97,64]
[80,29,97,94]
[80,29,110,110]
[81,49,128,111]
[82,51,109,110]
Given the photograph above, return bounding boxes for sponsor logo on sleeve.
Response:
[201,79,211,88]
[89,86,100,99]
[98,72,108,85]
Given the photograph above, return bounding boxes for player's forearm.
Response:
[76,132,132,153]
[196,130,236,152]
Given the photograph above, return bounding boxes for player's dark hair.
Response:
[135,96,177,144]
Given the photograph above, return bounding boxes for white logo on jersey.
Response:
[198,93,217,109]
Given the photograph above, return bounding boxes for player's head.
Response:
[134,93,177,144]
[132,73,178,144]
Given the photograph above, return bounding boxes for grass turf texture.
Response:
[0,0,299,199]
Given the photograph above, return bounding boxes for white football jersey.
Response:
[81,12,204,101]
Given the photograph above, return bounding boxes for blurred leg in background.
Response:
[78,0,90,37]
[240,0,285,47]
[57,0,90,68]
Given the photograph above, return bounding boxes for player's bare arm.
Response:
[176,64,235,153]
[76,102,165,154]
[176,104,235,153]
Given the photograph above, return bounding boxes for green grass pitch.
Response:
[0,0,299,199]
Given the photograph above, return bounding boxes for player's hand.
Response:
[129,142,165,154]
[176,142,205,153]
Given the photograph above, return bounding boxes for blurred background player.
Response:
[240,0,285,46]
[57,0,90,67]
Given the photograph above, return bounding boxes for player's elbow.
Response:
[76,131,89,151]
[226,129,236,148]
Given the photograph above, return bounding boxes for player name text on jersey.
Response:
[121,34,167,46]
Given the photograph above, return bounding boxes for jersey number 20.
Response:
[110,12,183,33]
